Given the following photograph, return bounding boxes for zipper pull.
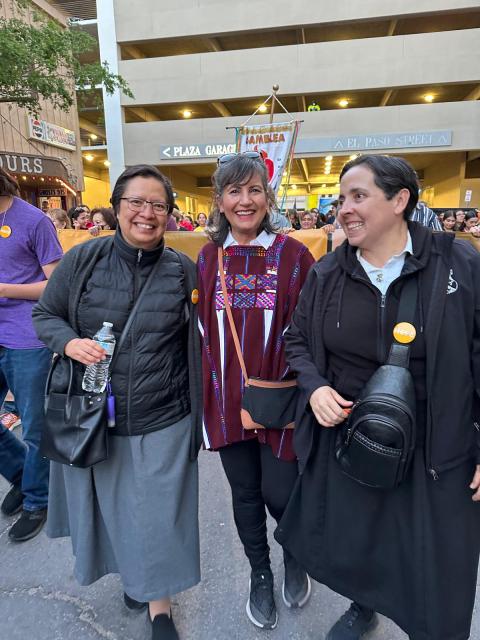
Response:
[429,468,439,481]
[380,294,386,308]
[137,249,143,264]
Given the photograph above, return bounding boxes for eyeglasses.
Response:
[120,197,170,216]
[217,151,263,166]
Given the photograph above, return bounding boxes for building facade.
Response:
[0,1,84,210]
[73,0,480,212]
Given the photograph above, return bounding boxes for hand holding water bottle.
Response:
[65,337,108,365]
[81,323,116,393]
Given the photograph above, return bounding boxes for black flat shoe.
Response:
[151,613,179,640]
[1,484,23,517]
[123,592,148,610]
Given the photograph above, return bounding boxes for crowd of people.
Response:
[1,153,480,640]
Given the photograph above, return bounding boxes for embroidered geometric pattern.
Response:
[215,235,288,311]
[215,274,277,310]
[235,274,256,290]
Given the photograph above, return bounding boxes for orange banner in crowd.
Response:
[56,229,480,262]
[57,229,329,261]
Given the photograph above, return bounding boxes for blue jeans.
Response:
[0,347,51,511]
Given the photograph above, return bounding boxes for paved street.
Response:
[0,450,478,640]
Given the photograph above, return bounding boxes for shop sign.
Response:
[465,190,472,203]
[39,189,66,197]
[0,153,43,174]
[160,142,235,159]
[27,116,76,151]
[0,152,69,181]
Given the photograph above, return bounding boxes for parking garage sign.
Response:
[160,143,236,159]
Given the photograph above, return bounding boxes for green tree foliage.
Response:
[0,0,133,113]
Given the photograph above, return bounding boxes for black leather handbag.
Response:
[335,277,418,489]
[42,355,109,467]
[41,255,164,468]
[218,247,297,430]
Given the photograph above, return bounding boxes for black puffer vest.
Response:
[76,231,190,436]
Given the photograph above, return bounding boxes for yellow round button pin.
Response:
[191,288,199,305]
[0,225,12,238]
[393,322,416,344]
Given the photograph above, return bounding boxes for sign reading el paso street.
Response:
[159,130,452,160]
[27,116,77,151]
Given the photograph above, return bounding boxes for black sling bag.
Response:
[335,276,418,489]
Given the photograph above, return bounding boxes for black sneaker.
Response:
[246,568,278,629]
[150,613,179,640]
[282,555,312,609]
[8,508,47,542]
[1,485,23,517]
[124,592,148,611]
[326,603,378,640]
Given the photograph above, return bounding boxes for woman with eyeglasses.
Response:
[197,153,315,630]
[33,165,202,640]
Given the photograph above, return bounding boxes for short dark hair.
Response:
[207,155,277,246]
[339,155,419,218]
[69,205,91,222]
[0,168,19,197]
[110,165,174,216]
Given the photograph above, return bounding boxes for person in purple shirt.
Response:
[0,168,63,542]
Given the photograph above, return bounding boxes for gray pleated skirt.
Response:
[47,414,200,602]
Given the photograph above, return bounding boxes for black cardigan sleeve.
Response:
[32,249,79,355]
[284,265,331,402]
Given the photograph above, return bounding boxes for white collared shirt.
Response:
[356,232,413,295]
[223,230,277,249]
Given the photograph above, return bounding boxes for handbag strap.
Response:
[218,247,250,385]
[109,249,165,371]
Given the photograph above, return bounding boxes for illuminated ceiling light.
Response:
[182,109,192,118]
[104,160,111,168]
[40,177,44,182]
[283,171,288,177]
[22,176,27,181]
[349,154,358,160]
[325,161,332,168]
[338,98,349,108]
[325,155,333,161]
[321,183,326,188]
[84,153,94,162]
[424,93,434,103]
[89,134,98,140]
[325,169,331,175]
[258,104,268,113]
[291,184,297,190]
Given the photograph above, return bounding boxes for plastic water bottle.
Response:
[81,322,116,393]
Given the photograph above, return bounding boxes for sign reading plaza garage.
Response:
[159,130,452,160]
[161,143,236,159]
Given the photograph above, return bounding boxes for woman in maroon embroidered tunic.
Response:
[197,153,314,630]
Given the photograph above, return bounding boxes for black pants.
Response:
[219,438,298,571]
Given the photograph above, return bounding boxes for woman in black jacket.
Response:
[33,165,202,640]
[275,155,480,640]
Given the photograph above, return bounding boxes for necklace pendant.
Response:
[0,225,11,238]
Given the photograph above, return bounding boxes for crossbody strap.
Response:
[218,247,250,385]
[387,275,418,368]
